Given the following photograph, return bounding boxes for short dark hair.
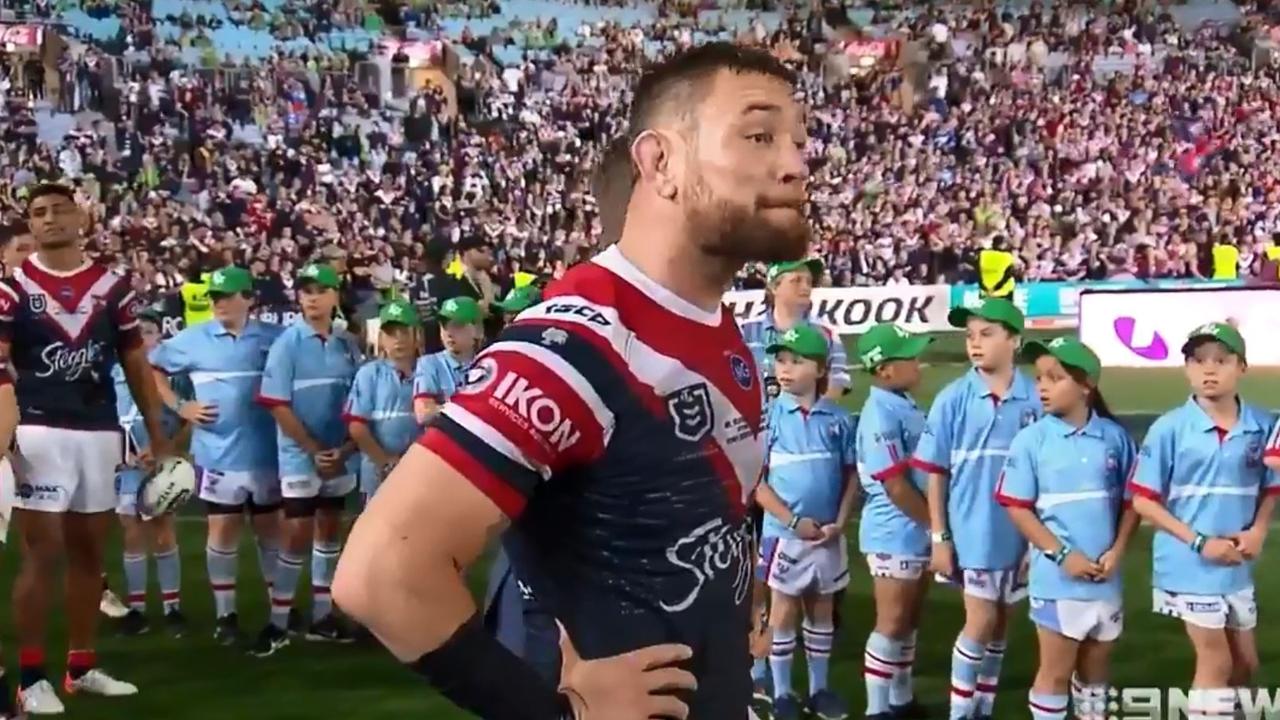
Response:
[0,220,30,248]
[627,42,796,139]
[25,182,76,211]
[591,136,635,247]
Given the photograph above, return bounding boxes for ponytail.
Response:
[1089,388,1117,422]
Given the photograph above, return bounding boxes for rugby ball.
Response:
[138,458,197,520]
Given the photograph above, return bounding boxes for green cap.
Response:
[856,323,933,372]
[439,296,483,325]
[297,263,341,290]
[493,285,542,314]
[766,324,829,361]
[766,258,824,284]
[378,299,420,327]
[1022,336,1102,382]
[207,266,253,295]
[1181,321,1247,361]
[947,297,1025,335]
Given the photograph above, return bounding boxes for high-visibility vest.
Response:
[1266,246,1280,279]
[180,273,214,327]
[446,258,464,278]
[1211,244,1239,280]
[979,249,1016,297]
[513,272,536,289]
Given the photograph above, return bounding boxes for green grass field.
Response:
[0,329,1277,719]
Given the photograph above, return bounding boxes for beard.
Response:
[683,173,811,264]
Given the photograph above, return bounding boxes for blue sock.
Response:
[864,631,902,716]
[1029,691,1069,720]
[977,640,1006,716]
[803,620,834,694]
[770,627,796,699]
[949,634,985,719]
[751,657,768,684]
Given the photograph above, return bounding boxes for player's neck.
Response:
[36,247,85,272]
[305,316,332,337]
[789,389,817,409]
[771,303,806,328]
[219,316,247,335]
[976,364,1015,397]
[1058,404,1090,429]
[1195,393,1240,428]
[616,225,737,314]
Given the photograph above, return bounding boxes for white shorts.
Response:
[759,536,850,596]
[13,426,123,514]
[199,468,282,508]
[866,553,929,581]
[0,458,14,542]
[1154,587,1257,631]
[1029,597,1124,642]
[936,568,1029,604]
[280,472,356,501]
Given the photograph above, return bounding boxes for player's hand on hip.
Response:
[929,541,956,579]
[793,517,823,541]
[558,622,696,720]
[1202,537,1245,565]
[1062,550,1102,580]
[178,400,219,425]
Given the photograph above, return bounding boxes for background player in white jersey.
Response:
[853,323,934,720]
[412,296,482,424]
[256,263,362,653]
[1130,323,1278,716]
[913,297,1041,720]
[150,265,284,646]
[2,183,173,714]
[113,309,188,638]
[346,299,421,503]
[0,359,20,719]
[996,338,1138,720]
[335,43,810,720]
[755,325,858,720]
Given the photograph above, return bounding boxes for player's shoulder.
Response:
[1092,415,1134,446]
[251,319,286,340]
[1010,419,1047,450]
[932,371,975,406]
[353,358,385,381]
[1239,401,1276,432]
[1147,401,1192,439]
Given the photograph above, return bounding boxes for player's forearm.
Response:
[348,423,393,466]
[268,405,323,454]
[883,474,930,526]
[1250,494,1278,533]
[1111,505,1141,555]
[0,384,18,451]
[835,470,859,526]
[122,347,167,446]
[755,482,794,524]
[1131,495,1196,544]
[926,472,949,534]
[1004,506,1064,555]
[151,368,182,412]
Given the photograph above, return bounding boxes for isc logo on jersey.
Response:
[460,357,580,453]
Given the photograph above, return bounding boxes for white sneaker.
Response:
[17,679,66,715]
[63,668,138,697]
[99,590,129,619]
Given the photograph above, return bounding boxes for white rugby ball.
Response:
[139,458,197,519]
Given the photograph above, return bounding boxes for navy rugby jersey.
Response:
[0,257,142,431]
[420,246,765,719]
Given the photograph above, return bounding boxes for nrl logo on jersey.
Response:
[28,293,46,314]
[667,382,714,442]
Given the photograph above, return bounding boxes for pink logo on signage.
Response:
[1113,317,1169,360]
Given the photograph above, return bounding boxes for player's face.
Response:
[771,269,812,308]
[879,357,922,391]
[1184,341,1244,400]
[3,233,34,271]
[964,318,1018,372]
[681,70,811,264]
[211,292,253,325]
[140,320,162,352]
[774,352,822,396]
[441,321,479,356]
[1034,355,1088,416]
[27,194,85,250]
[381,324,417,360]
[298,283,338,320]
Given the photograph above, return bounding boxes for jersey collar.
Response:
[1042,412,1105,439]
[777,392,838,415]
[868,384,918,411]
[966,367,1035,402]
[1182,395,1267,436]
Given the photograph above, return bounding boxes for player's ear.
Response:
[631,130,679,201]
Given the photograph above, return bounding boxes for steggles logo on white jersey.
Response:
[661,517,752,613]
[489,371,580,452]
[37,339,105,381]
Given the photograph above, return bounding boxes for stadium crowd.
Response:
[3,0,1280,304]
